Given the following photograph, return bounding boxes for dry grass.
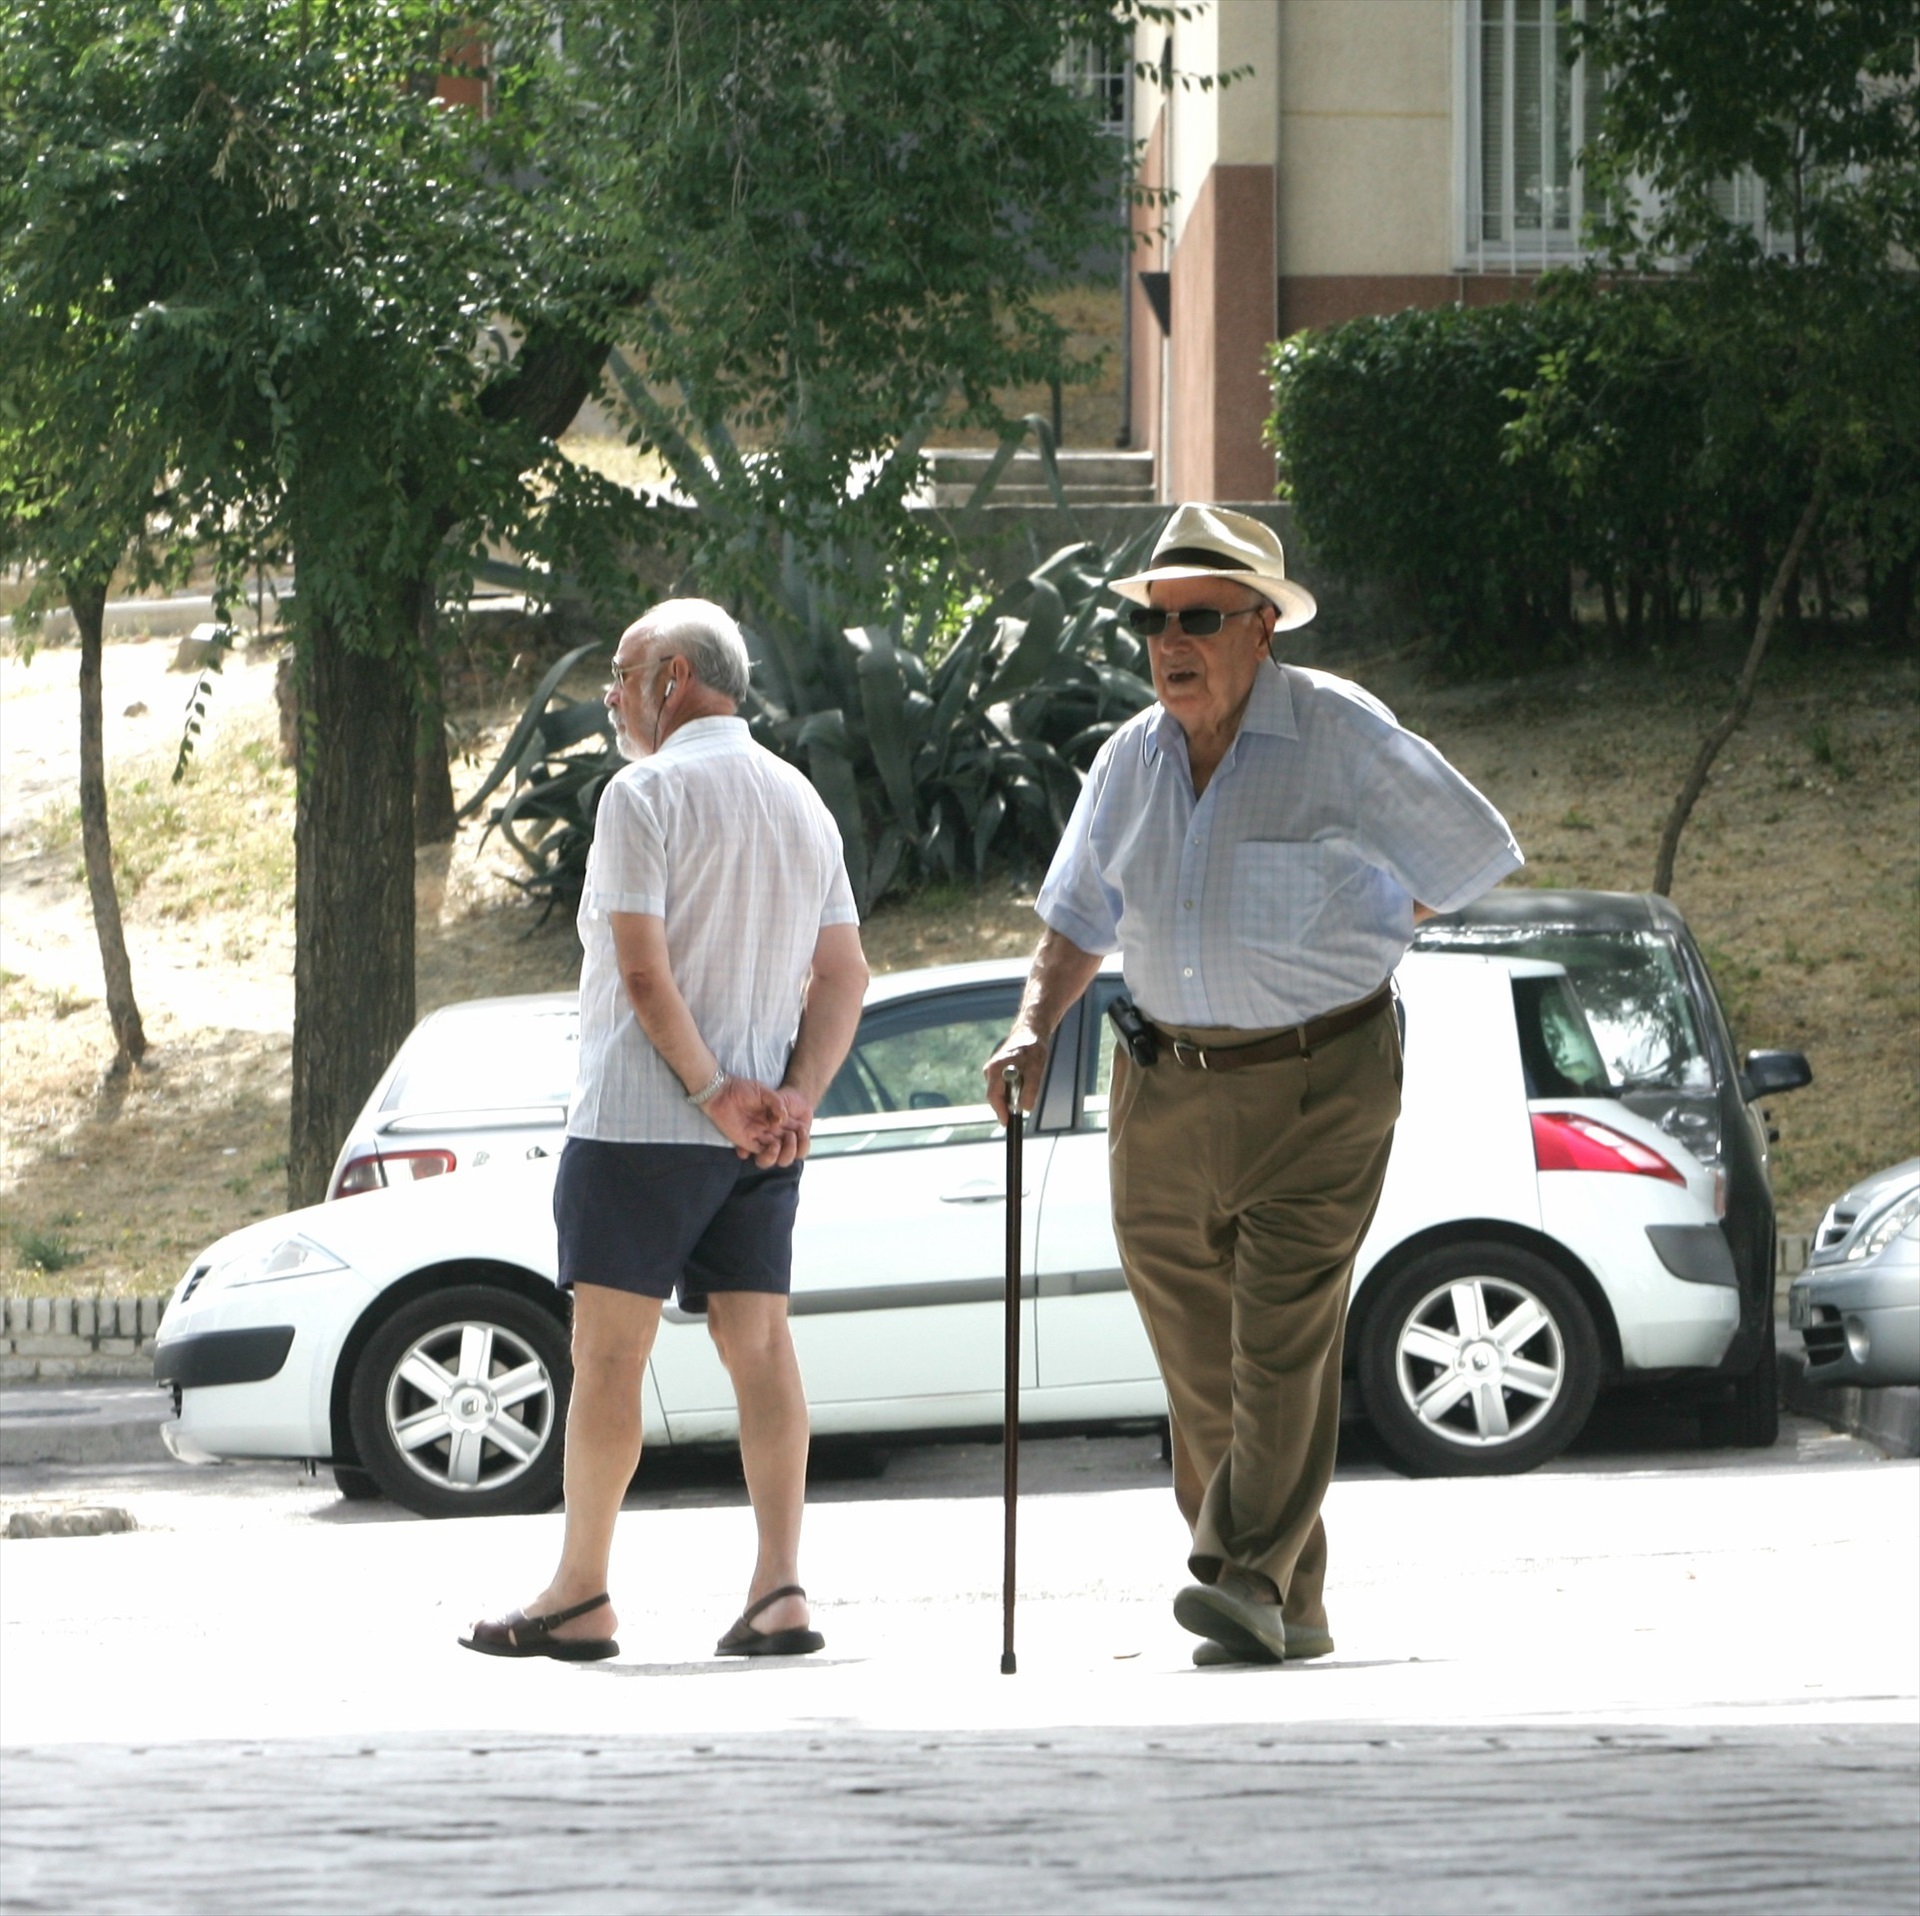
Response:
[2,629,1914,1297]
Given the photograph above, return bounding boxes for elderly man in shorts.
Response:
[463,598,868,1663]
[986,506,1520,1667]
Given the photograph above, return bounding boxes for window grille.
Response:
[1054,37,1129,134]
[1464,1,1768,270]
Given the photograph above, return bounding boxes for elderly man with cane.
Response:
[986,507,1521,1666]
[464,598,868,1663]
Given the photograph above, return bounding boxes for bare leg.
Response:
[706,1291,811,1634]
[517,1282,662,1643]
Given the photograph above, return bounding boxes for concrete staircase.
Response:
[921,447,1155,511]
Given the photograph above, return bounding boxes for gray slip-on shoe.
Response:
[1173,1581,1289,1663]
[1191,1626,1334,1667]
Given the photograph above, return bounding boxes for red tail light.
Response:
[331,1149,457,1199]
[1531,1113,1685,1185]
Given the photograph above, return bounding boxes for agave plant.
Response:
[746,528,1161,907]
[455,640,614,916]
[463,378,1168,911]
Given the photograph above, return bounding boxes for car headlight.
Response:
[210,1235,349,1289]
[1846,1189,1920,1262]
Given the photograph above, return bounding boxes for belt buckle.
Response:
[1171,1039,1208,1071]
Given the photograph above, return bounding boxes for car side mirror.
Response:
[1742,1049,1812,1100]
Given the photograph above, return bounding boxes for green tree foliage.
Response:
[1573,0,1920,270]
[1573,0,1919,892]
[1,0,642,1203]
[3,0,1146,1202]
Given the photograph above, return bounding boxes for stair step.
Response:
[924,448,1154,491]
[929,483,1156,509]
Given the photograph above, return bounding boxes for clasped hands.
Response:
[706,1076,815,1168]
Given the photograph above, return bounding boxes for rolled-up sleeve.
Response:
[1035,747,1124,955]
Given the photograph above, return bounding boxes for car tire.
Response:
[1359,1243,1601,1477]
[347,1285,571,1519]
[1700,1310,1780,1450]
[331,1464,382,1502]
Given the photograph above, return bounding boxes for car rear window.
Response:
[1416,927,1713,1094]
[1510,974,1613,1098]
[382,1010,579,1112]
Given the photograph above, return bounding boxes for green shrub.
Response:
[1267,299,1585,663]
[1268,272,1920,664]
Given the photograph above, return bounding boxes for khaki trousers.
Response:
[1108,1000,1401,1629]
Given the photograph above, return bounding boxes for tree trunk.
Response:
[412,584,457,846]
[1651,478,1828,898]
[288,619,418,1206]
[70,576,147,1073]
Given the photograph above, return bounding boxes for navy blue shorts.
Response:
[552,1137,803,1310]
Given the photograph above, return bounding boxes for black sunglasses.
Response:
[1126,605,1264,638]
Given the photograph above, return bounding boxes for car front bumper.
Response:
[1791,1260,1920,1389]
[153,1266,380,1462]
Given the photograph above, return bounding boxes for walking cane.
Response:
[1000,1061,1023,1676]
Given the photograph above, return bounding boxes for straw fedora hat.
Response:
[1112,504,1317,633]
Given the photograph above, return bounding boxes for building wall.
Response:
[1130,0,1539,499]
[1169,165,1277,503]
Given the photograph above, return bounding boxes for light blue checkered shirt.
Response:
[1036,662,1522,1029]
[570,717,859,1145]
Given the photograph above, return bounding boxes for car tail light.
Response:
[331,1149,457,1199]
[1531,1113,1686,1185]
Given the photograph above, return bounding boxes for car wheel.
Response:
[1700,1310,1780,1449]
[347,1285,571,1519]
[331,1464,382,1502]
[1358,1243,1601,1477]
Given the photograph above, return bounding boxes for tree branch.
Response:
[1651,469,1830,896]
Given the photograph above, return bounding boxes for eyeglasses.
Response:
[606,660,642,690]
[1126,605,1264,638]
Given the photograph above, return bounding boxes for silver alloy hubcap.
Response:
[1393,1275,1566,1448]
[384,1319,555,1492]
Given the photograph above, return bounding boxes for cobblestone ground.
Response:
[5,1723,1917,1915]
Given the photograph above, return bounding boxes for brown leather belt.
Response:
[1148,984,1392,1071]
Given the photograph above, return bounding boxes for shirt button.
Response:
[1183,967,1194,978]
[1183,900,1193,910]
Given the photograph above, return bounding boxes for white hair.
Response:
[637,598,752,701]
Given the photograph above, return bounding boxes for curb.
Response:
[0,1296,168,1382]
[1777,1345,1920,1459]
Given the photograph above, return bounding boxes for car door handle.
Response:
[939,1180,1029,1204]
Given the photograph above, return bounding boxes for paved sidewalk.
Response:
[3,1455,1916,1912]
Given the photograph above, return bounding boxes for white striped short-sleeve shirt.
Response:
[1036,662,1522,1028]
[569,717,859,1145]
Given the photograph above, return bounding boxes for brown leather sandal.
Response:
[715,1584,824,1658]
[460,1592,618,1661]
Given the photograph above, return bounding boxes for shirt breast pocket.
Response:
[1230,840,1331,954]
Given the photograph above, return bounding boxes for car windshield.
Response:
[1415,927,1713,1094]
[381,1009,579,1112]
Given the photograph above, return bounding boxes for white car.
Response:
[325,994,576,1198]
[155,952,1743,1513]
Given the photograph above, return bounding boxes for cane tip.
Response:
[1000,1652,1018,1675]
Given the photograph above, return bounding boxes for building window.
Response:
[1464,0,1768,270]
[1054,36,1130,136]
[1469,0,1604,265]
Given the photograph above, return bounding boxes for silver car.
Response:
[326,994,576,1199]
[1789,1159,1920,1389]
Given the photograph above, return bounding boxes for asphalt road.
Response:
[2,1395,1915,1915]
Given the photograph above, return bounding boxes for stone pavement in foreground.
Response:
[3,1457,1916,1913]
